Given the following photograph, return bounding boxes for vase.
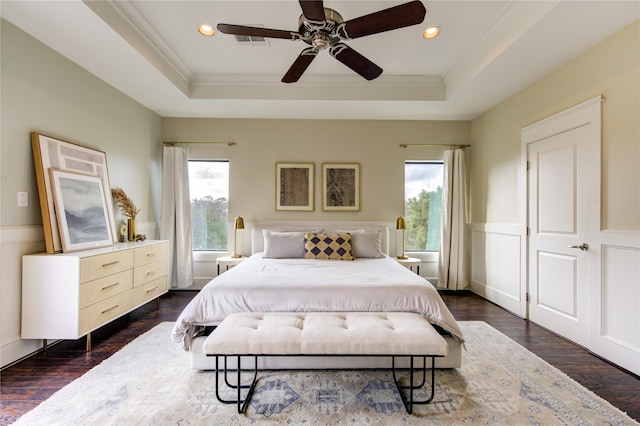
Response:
[127,218,137,241]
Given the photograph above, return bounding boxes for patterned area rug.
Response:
[13,322,637,425]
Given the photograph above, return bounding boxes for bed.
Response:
[171,223,464,369]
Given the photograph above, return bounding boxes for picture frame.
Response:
[322,163,360,211]
[31,132,117,253]
[49,169,114,252]
[276,162,314,211]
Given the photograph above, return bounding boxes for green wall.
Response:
[470,20,640,231]
[1,19,163,228]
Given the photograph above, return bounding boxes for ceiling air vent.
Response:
[234,34,268,45]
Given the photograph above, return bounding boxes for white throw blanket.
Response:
[171,254,464,350]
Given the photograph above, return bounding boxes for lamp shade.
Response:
[396,216,407,230]
[234,216,245,230]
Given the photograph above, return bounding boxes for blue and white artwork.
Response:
[58,176,110,243]
[50,169,113,252]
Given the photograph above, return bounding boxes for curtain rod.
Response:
[163,141,236,147]
[399,143,470,148]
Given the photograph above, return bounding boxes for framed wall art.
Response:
[322,163,360,211]
[49,169,114,252]
[276,162,314,211]
[31,132,117,253]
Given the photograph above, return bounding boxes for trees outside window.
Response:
[188,160,229,251]
[405,161,444,252]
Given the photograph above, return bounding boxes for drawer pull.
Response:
[102,261,120,267]
[101,283,119,291]
[145,286,158,294]
[145,269,158,276]
[101,304,120,314]
[146,251,158,257]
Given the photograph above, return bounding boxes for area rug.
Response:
[13,321,637,425]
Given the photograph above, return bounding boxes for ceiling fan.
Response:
[216,0,427,83]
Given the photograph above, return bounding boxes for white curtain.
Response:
[438,148,469,290]
[160,146,194,289]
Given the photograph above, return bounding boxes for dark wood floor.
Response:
[1,290,638,424]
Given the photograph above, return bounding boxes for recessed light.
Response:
[197,24,215,37]
[423,26,440,39]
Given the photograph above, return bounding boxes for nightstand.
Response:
[396,257,421,274]
[216,256,246,275]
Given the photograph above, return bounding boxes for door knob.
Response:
[568,243,589,251]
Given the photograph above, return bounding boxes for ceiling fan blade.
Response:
[337,0,426,40]
[217,24,299,40]
[282,48,319,83]
[299,0,325,21]
[330,43,382,81]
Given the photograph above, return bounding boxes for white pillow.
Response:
[262,230,316,258]
[351,231,384,258]
[323,229,384,258]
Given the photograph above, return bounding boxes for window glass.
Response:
[404,161,444,252]
[188,160,229,251]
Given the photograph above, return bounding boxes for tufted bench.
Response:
[203,312,448,414]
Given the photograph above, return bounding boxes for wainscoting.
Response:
[470,222,640,375]
[0,223,158,369]
[0,226,47,369]
[470,223,525,317]
[591,230,640,376]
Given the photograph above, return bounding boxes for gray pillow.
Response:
[351,231,384,258]
[262,230,308,258]
[323,229,384,258]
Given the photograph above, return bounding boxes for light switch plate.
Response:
[18,191,28,207]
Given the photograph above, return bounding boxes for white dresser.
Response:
[22,240,169,350]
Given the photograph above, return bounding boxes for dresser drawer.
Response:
[133,276,167,306]
[80,250,133,283]
[134,243,167,267]
[79,270,133,309]
[134,260,168,287]
[79,290,133,335]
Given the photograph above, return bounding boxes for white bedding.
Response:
[171,253,464,350]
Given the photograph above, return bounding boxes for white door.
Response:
[524,98,600,349]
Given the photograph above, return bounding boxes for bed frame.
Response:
[249,221,391,254]
[188,221,462,370]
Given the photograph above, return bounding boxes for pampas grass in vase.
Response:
[111,188,140,241]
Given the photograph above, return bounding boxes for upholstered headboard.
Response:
[251,222,390,255]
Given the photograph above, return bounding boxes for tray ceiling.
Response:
[2,1,638,120]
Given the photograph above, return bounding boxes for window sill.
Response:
[193,251,229,262]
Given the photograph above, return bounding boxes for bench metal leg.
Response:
[392,356,436,414]
[214,355,259,414]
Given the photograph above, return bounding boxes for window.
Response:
[188,160,229,251]
[404,161,444,252]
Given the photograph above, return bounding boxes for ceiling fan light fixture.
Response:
[423,26,440,39]
[197,24,215,37]
[311,32,331,50]
[217,0,427,82]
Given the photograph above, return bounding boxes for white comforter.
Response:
[171,254,464,350]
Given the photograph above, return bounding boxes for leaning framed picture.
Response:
[276,162,314,211]
[31,132,117,253]
[49,169,114,252]
[322,163,360,211]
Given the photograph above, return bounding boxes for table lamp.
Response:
[396,216,408,259]
[231,216,244,258]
